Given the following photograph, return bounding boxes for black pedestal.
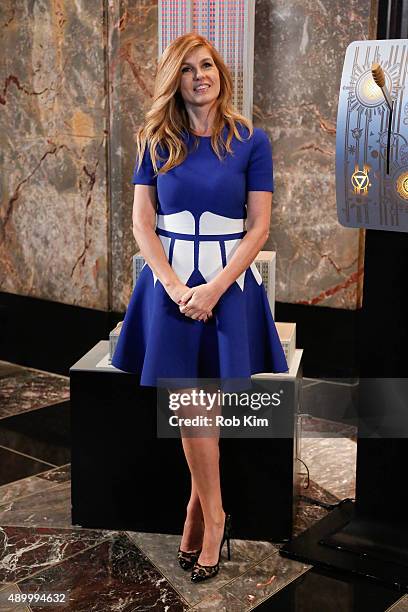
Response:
[281,228,408,590]
[280,499,408,590]
[69,341,303,541]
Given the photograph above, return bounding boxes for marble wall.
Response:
[0,1,108,309]
[254,0,377,308]
[0,0,376,312]
[109,0,158,312]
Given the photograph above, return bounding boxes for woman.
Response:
[112,32,288,583]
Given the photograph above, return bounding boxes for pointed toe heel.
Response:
[177,546,202,571]
[190,513,232,583]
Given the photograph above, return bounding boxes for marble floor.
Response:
[0,362,405,611]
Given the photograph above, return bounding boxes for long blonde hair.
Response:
[134,32,253,177]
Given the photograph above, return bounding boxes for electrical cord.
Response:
[296,457,355,510]
[296,457,310,489]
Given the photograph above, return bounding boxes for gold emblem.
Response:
[351,165,370,195]
[396,172,408,200]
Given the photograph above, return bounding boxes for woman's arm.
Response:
[132,184,184,300]
[210,191,272,294]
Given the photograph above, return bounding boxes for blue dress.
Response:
[111,123,289,389]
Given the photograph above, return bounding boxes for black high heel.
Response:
[190,513,232,583]
[178,518,204,570]
[177,546,202,571]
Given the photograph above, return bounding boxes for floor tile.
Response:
[0,482,72,528]
[224,548,311,608]
[0,465,70,506]
[0,524,110,583]
[0,583,30,611]
[126,530,257,606]
[293,479,340,538]
[230,539,278,563]
[0,361,25,379]
[300,436,356,500]
[0,371,69,419]
[0,447,54,488]
[192,589,247,610]
[387,596,408,611]
[36,464,70,484]
[0,402,70,467]
[17,532,189,611]
[300,414,357,440]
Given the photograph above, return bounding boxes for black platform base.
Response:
[280,500,408,592]
[70,341,302,542]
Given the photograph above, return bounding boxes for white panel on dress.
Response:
[151,235,172,286]
[224,238,246,291]
[172,239,195,285]
[199,212,245,235]
[198,242,223,283]
[250,261,263,285]
[156,211,195,234]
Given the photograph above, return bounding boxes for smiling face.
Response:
[179,46,221,108]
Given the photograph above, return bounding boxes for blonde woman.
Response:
[112,33,288,582]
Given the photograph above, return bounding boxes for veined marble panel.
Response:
[109,0,158,311]
[0,1,108,309]
[254,0,377,309]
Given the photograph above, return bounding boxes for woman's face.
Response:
[179,47,220,109]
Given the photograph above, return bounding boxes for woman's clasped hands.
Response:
[170,281,224,323]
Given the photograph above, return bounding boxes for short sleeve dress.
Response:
[111,123,289,389]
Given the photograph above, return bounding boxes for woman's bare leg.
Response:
[181,436,225,566]
[179,474,204,552]
[167,387,204,552]
[170,384,226,566]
